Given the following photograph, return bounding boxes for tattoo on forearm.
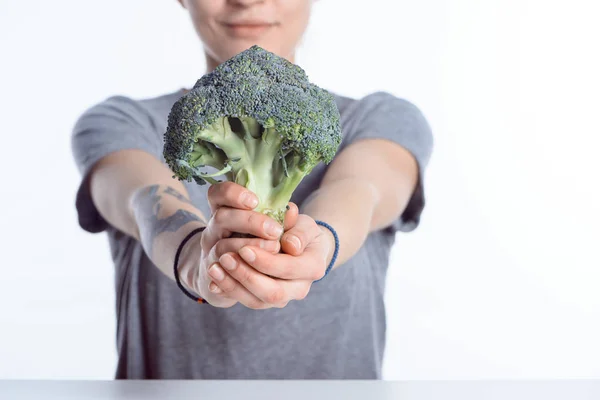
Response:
[133,185,201,257]
[164,186,194,205]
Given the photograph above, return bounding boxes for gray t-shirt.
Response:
[71,89,433,379]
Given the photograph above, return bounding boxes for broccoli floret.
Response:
[164,45,342,226]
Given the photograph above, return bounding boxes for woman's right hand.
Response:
[181,182,298,308]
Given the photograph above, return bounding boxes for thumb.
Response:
[283,202,299,231]
[280,214,321,256]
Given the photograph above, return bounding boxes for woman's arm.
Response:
[88,149,208,280]
[86,149,298,307]
[299,137,419,270]
[205,138,419,308]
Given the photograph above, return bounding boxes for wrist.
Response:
[318,225,337,271]
[174,226,208,302]
[176,224,206,294]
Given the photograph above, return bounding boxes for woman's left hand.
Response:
[208,214,334,309]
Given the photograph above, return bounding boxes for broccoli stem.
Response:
[194,118,246,160]
[190,141,227,171]
[256,167,306,225]
[198,164,232,178]
[235,129,307,227]
[192,117,310,228]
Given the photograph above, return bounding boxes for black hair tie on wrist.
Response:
[174,226,207,304]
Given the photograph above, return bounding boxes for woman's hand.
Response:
[209,214,335,309]
[181,181,299,308]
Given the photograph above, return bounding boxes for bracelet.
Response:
[314,220,339,282]
[174,226,208,304]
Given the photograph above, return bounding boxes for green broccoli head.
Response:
[164,45,342,225]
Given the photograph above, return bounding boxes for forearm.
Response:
[130,184,207,281]
[89,149,207,283]
[301,140,419,271]
[301,178,380,270]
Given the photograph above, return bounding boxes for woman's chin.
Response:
[212,41,293,63]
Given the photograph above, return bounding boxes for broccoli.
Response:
[163,45,342,227]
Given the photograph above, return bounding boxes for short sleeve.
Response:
[341,91,434,233]
[71,96,163,233]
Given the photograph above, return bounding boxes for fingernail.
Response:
[286,235,301,250]
[264,221,283,237]
[261,240,278,252]
[209,282,222,293]
[208,264,225,281]
[239,247,256,263]
[242,192,258,209]
[220,254,237,271]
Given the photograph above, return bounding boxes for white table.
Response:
[1,380,598,400]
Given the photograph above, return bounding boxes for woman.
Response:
[72,0,433,379]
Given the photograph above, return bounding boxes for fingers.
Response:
[217,252,309,306]
[214,237,280,256]
[280,214,322,256]
[201,239,278,310]
[208,207,284,240]
[206,262,269,310]
[283,202,299,231]
[207,181,258,213]
[237,245,326,281]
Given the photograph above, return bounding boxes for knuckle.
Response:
[314,225,324,238]
[210,297,235,308]
[207,182,219,199]
[272,240,281,253]
[239,268,254,285]
[214,240,226,257]
[186,268,201,293]
[300,214,314,226]
[274,301,289,309]
[221,181,237,198]
[219,281,236,294]
[247,300,266,310]
[311,222,323,236]
[295,232,307,248]
[213,208,228,225]
[200,228,210,249]
[247,211,262,230]
[222,300,237,309]
[263,239,280,253]
[312,267,325,281]
[266,289,285,305]
[204,247,217,267]
[300,284,312,300]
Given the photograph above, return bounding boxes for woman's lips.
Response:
[223,23,275,38]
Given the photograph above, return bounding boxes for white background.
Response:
[0,0,598,380]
